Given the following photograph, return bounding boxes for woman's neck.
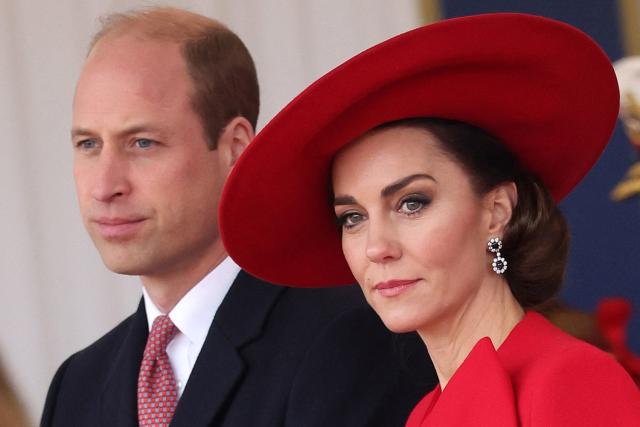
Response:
[417,278,524,389]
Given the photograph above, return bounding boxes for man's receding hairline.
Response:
[87,6,229,56]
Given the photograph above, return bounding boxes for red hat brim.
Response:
[220,13,619,287]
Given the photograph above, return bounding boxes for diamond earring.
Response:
[487,237,507,274]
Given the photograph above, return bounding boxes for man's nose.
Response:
[90,146,131,202]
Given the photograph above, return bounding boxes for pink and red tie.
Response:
[137,315,179,427]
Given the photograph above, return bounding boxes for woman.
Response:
[220,13,640,425]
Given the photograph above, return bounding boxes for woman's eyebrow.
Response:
[333,195,357,206]
[381,174,435,198]
[333,173,435,206]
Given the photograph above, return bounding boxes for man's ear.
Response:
[486,182,518,236]
[216,116,255,168]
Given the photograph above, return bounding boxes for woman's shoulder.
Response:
[510,312,634,387]
[512,313,640,424]
[529,334,634,389]
[518,312,630,379]
[526,346,640,425]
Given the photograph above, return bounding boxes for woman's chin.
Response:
[364,291,436,334]
[377,310,427,334]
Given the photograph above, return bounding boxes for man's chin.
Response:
[102,262,145,276]
[99,252,150,276]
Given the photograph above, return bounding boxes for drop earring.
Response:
[487,237,507,274]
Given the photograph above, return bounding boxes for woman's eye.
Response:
[338,212,365,229]
[135,138,155,149]
[399,196,429,215]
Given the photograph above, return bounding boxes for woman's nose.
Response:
[365,221,401,263]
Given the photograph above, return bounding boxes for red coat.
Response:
[406,312,640,426]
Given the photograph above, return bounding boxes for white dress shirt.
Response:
[142,257,241,398]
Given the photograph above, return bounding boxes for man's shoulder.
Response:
[51,309,141,384]
[261,279,376,337]
[41,309,144,425]
[280,283,368,314]
[282,285,430,373]
[273,284,436,426]
[73,310,140,359]
[256,275,435,385]
[228,270,369,333]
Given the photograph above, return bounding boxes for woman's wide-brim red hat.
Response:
[220,13,619,287]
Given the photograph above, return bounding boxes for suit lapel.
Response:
[99,299,148,427]
[170,271,284,426]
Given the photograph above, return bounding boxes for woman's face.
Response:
[332,126,497,333]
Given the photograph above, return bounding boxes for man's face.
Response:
[72,35,227,278]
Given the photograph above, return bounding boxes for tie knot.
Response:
[144,315,179,360]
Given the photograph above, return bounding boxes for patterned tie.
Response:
[137,315,180,426]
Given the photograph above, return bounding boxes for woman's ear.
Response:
[486,182,518,236]
[216,116,255,169]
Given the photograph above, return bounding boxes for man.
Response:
[41,7,436,427]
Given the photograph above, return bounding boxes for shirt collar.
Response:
[142,257,241,345]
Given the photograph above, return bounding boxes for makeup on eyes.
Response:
[334,175,437,228]
[397,193,432,215]
[336,211,364,229]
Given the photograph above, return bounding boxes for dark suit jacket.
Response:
[41,271,437,426]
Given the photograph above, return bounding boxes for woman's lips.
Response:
[94,218,146,240]
[373,279,419,297]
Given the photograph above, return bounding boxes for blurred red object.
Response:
[596,298,640,385]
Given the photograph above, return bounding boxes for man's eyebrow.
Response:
[381,174,435,198]
[71,124,164,139]
[115,124,162,137]
[71,127,94,138]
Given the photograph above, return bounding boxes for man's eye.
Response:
[135,138,154,149]
[77,139,98,150]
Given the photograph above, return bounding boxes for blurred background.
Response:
[1,0,638,423]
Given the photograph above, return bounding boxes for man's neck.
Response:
[141,241,228,313]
